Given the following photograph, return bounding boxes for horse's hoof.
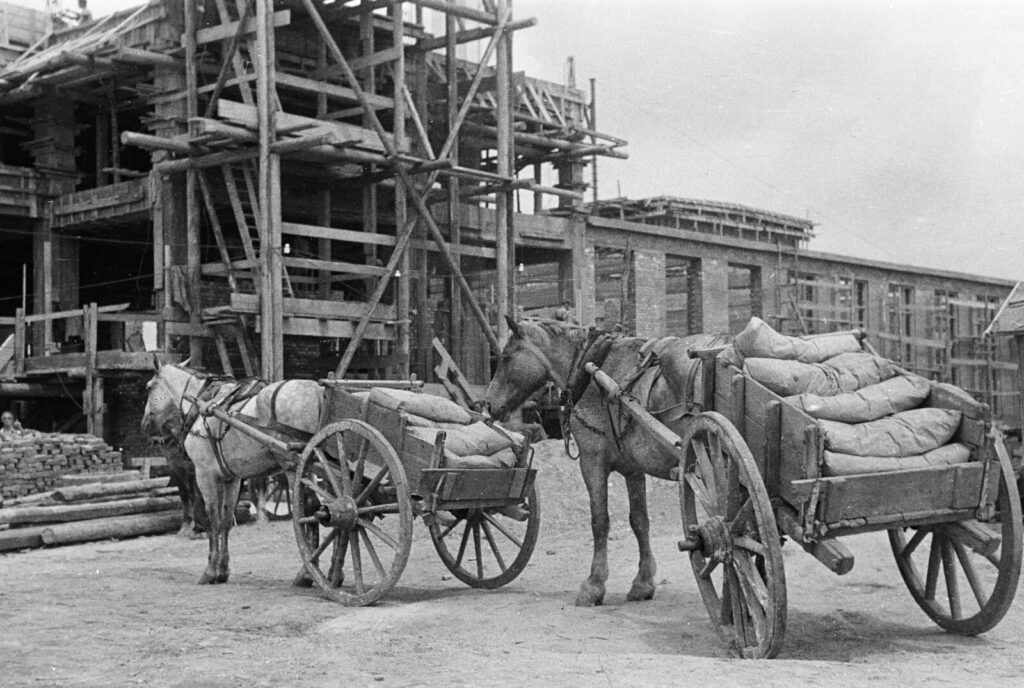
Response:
[198,573,217,585]
[574,584,605,607]
[626,581,656,601]
[186,529,205,541]
[292,571,315,588]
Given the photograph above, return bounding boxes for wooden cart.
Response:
[584,333,1022,658]
[290,381,539,606]
[191,380,539,607]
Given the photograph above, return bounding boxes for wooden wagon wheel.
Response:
[292,420,413,606]
[260,470,292,521]
[889,437,1022,635]
[678,411,787,659]
[428,483,540,589]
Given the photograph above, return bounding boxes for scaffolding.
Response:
[0,0,628,437]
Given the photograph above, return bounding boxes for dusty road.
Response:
[1,441,1022,687]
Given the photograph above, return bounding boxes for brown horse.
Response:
[484,317,730,607]
[142,361,322,584]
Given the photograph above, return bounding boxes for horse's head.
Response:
[141,355,190,439]
[484,316,579,422]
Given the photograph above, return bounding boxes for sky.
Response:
[75,0,1024,281]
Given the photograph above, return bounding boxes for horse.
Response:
[484,316,730,607]
[140,408,207,539]
[141,360,323,584]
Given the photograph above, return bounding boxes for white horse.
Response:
[141,360,322,584]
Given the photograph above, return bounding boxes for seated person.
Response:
[1,410,25,437]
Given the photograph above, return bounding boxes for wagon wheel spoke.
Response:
[691,439,719,509]
[358,517,399,551]
[728,497,753,535]
[901,527,929,558]
[732,552,771,611]
[359,528,388,581]
[685,471,718,517]
[332,434,352,496]
[473,524,484,580]
[300,476,334,504]
[941,538,962,620]
[481,521,507,572]
[732,558,768,643]
[329,531,348,587]
[436,517,464,540]
[313,447,344,497]
[454,519,473,569]
[306,526,339,565]
[353,434,370,491]
[350,531,365,595]
[951,540,989,608]
[357,503,401,517]
[698,557,720,580]
[356,465,390,506]
[725,567,749,647]
[734,535,767,557]
[482,512,524,548]
[297,515,319,525]
[707,433,729,514]
[924,533,942,600]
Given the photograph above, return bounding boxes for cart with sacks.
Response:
[287,381,540,605]
[584,317,1021,658]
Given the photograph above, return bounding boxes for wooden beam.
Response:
[193,9,290,44]
[274,71,394,110]
[281,221,397,246]
[414,17,536,51]
[406,0,497,25]
[216,98,391,152]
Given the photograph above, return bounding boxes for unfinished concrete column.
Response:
[699,258,730,334]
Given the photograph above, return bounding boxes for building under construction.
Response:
[0,0,1018,455]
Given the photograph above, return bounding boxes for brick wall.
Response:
[0,433,124,499]
[631,250,665,338]
[283,335,333,380]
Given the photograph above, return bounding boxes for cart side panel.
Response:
[789,462,985,534]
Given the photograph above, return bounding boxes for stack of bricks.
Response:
[0,433,125,499]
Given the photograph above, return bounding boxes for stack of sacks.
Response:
[730,317,971,477]
[408,422,524,469]
[365,388,523,469]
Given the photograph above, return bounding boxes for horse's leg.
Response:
[212,478,242,583]
[575,452,612,607]
[251,475,269,525]
[196,470,224,585]
[624,471,657,601]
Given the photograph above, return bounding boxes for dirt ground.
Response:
[2,440,1023,688]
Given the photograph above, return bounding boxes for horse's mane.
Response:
[521,318,591,346]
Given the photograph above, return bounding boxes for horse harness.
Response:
[180,375,312,481]
[554,332,702,461]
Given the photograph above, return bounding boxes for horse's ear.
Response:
[505,315,521,338]
[152,353,162,371]
[179,356,191,368]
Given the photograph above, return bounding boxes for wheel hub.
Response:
[314,494,359,530]
[679,517,733,564]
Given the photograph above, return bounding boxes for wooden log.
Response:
[0,525,47,552]
[1,490,56,507]
[51,478,170,503]
[59,470,142,487]
[40,511,182,546]
[0,496,179,526]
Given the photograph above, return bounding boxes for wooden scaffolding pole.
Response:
[257,0,284,379]
[446,0,462,369]
[296,0,505,377]
[495,0,514,339]
[184,0,203,366]
[393,3,410,379]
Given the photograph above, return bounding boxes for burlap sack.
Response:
[443,447,518,469]
[734,317,862,363]
[369,388,472,425]
[822,443,971,477]
[745,352,897,397]
[787,372,931,423]
[818,407,962,457]
[409,422,524,457]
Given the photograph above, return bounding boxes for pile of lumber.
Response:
[0,471,182,552]
[0,433,124,499]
